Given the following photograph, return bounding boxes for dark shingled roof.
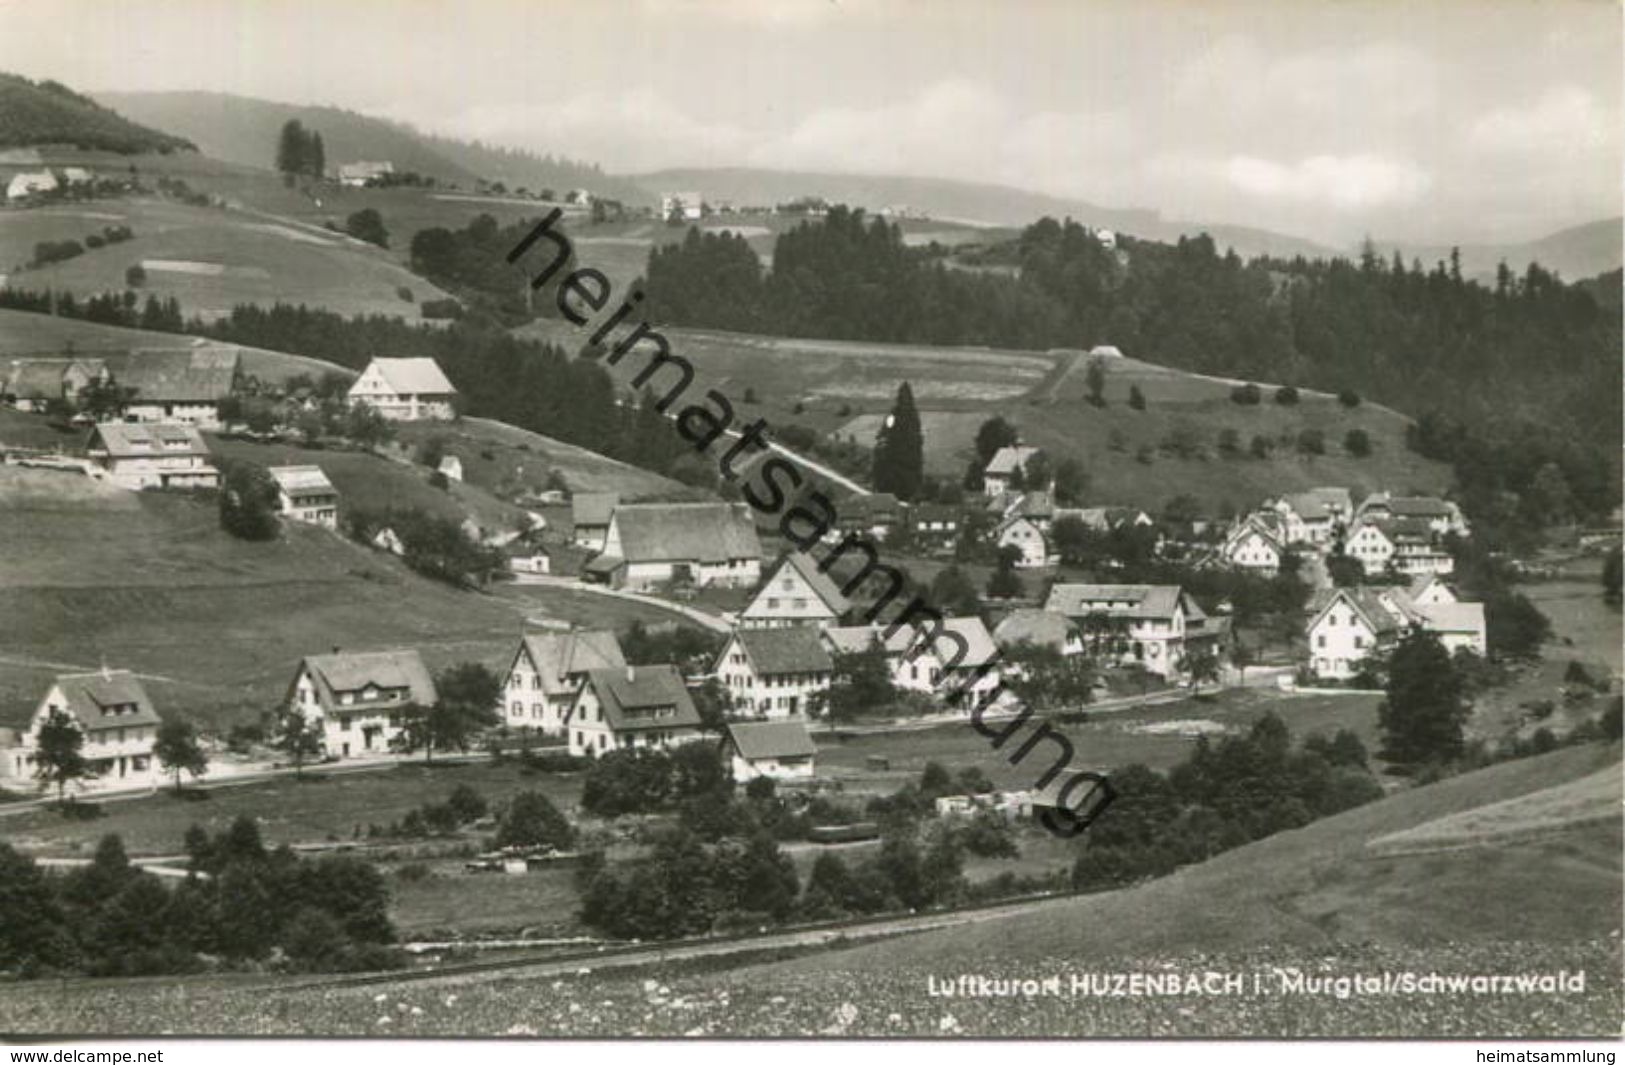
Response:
[733,626,835,675]
[46,671,161,734]
[299,649,437,716]
[578,665,701,732]
[608,503,761,564]
[727,719,816,761]
[572,492,620,528]
[115,347,240,403]
[515,630,625,698]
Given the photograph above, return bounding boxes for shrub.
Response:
[1296,428,1326,455]
[396,285,414,303]
[1344,428,1372,457]
[85,233,106,249]
[495,791,576,851]
[1274,385,1299,406]
[420,298,463,320]
[1230,383,1261,405]
[125,263,146,288]
[1338,390,1361,407]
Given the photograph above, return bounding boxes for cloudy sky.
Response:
[1,0,1618,245]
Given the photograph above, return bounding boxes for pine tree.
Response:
[871,382,924,500]
[308,131,325,181]
[275,119,306,178]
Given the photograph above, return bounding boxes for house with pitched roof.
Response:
[570,492,620,551]
[337,161,394,187]
[1219,515,1286,575]
[117,347,242,428]
[6,170,58,201]
[87,422,219,491]
[504,539,553,575]
[903,502,964,554]
[997,512,1050,567]
[982,445,1041,498]
[501,629,625,734]
[993,608,1082,657]
[347,357,458,421]
[1,357,107,412]
[832,492,902,542]
[286,649,438,759]
[268,465,338,528]
[1042,584,1219,678]
[713,626,833,719]
[1343,517,1397,575]
[738,552,848,630]
[1268,487,1354,546]
[1358,493,1469,538]
[724,719,816,781]
[1304,576,1486,680]
[823,616,1001,704]
[0,670,161,793]
[565,664,704,756]
[590,502,762,591]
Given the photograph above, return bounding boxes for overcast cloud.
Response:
[0,0,1616,245]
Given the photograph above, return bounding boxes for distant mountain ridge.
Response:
[0,73,194,154]
[1381,218,1623,284]
[96,90,647,202]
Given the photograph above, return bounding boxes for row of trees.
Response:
[0,820,395,978]
[274,119,326,184]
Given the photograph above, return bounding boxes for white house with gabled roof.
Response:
[286,649,438,759]
[347,357,457,421]
[738,552,849,630]
[501,629,625,734]
[713,626,833,719]
[0,669,162,794]
[269,465,338,528]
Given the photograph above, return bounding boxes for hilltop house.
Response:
[501,629,625,734]
[1042,583,1221,678]
[268,465,339,528]
[337,161,394,187]
[347,357,458,421]
[1304,577,1485,681]
[982,446,1041,498]
[565,664,704,756]
[88,422,219,491]
[6,170,58,201]
[588,502,762,591]
[570,492,619,551]
[286,649,438,759]
[659,192,703,221]
[713,626,833,719]
[0,670,161,794]
[738,552,848,630]
[724,720,816,782]
[1218,515,1286,576]
[117,347,242,428]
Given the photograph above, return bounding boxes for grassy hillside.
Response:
[520,318,1453,512]
[760,741,1621,976]
[2,197,456,320]
[0,73,193,153]
[97,91,644,203]
[0,308,347,385]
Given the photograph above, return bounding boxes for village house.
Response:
[1042,583,1221,678]
[724,719,816,782]
[61,167,92,186]
[504,539,553,575]
[286,649,437,759]
[87,422,220,491]
[982,445,1041,498]
[1056,505,1156,534]
[588,502,762,591]
[1218,514,1286,576]
[823,616,1001,705]
[903,502,963,554]
[1358,492,1470,539]
[268,465,339,528]
[659,191,704,221]
[996,512,1050,567]
[570,492,619,551]
[1342,516,1396,575]
[1304,576,1486,681]
[1267,487,1354,547]
[6,170,58,201]
[0,670,161,794]
[337,161,394,187]
[117,347,242,428]
[1,357,109,412]
[565,664,704,756]
[831,492,902,542]
[437,455,464,483]
[713,626,834,719]
[738,551,848,630]
[502,629,625,734]
[347,357,458,421]
[993,608,1083,657]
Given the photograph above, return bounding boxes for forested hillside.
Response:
[0,73,195,153]
[643,209,1623,537]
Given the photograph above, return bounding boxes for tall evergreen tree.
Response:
[275,119,306,178]
[871,381,924,500]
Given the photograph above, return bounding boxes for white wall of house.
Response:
[291,667,407,759]
[1224,530,1280,573]
[1346,525,1396,575]
[998,518,1049,567]
[739,565,839,628]
[501,648,575,735]
[1307,601,1384,679]
[566,685,702,756]
[346,363,454,421]
[731,751,814,782]
[279,490,338,528]
[716,644,830,719]
[1,688,159,794]
[124,401,222,428]
[95,453,218,491]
